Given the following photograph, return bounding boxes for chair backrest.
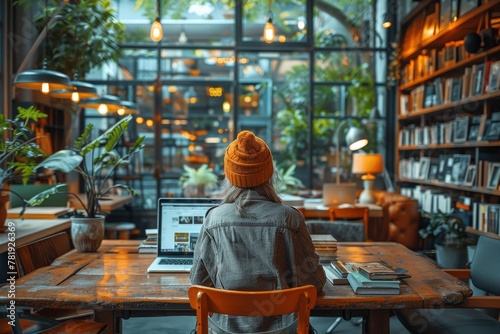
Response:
[188,285,317,334]
[329,207,369,241]
[470,235,500,296]
[15,231,72,277]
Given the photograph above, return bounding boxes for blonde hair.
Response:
[219,172,282,217]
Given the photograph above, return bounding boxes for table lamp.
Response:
[352,153,383,204]
[334,119,369,184]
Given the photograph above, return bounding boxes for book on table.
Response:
[331,260,411,280]
[347,272,401,295]
[323,265,349,285]
[311,234,337,261]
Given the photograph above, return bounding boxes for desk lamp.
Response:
[352,153,383,204]
[333,119,369,184]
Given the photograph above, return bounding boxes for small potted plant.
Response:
[419,210,476,268]
[179,164,219,197]
[0,105,48,227]
[28,115,145,252]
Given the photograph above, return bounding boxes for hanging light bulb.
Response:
[263,0,276,43]
[98,103,108,115]
[79,94,122,115]
[150,0,163,42]
[382,11,392,29]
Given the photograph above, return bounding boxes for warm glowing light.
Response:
[168,86,178,93]
[278,35,286,43]
[117,108,125,116]
[150,19,163,42]
[263,20,276,43]
[41,82,50,94]
[222,101,231,113]
[146,119,154,127]
[98,104,108,115]
[136,117,144,124]
[71,91,80,102]
[382,21,392,29]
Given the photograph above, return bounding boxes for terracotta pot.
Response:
[70,216,105,252]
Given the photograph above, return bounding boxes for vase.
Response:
[70,216,105,252]
[435,244,467,269]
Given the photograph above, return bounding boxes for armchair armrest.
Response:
[461,296,500,309]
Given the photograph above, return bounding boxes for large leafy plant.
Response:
[28,115,145,218]
[0,106,47,188]
[419,211,476,248]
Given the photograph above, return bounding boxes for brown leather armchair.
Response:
[373,190,421,250]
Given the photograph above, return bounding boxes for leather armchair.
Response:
[373,190,421,250]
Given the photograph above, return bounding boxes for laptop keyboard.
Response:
[159,258,193,265]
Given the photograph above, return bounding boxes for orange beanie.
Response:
[224,131,274,188]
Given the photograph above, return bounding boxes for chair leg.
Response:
[326,317,343,333]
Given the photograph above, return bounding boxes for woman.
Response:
[190,130,326,334]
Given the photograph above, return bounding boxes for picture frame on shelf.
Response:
[487,162,500,190]
[463,165,476,187]
[484,121,500,140]
[439,0,451,30]
[459,0,480,18]
[468,124,479,141]
[419,157,431,180]
[448,154,471,184]
[422,3,439,40]
[453,117,469,142]
[428,161,440,180]
[487,60,500,93]
[473,63,485,95]
[450,0,459,21]
[450,78,462,101]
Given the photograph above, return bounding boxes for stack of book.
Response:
[138,228,158,254]
[346,262,402,295]
[311,234,337,262]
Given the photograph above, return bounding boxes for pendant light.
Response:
[79,95,122,115]
[263,0,276,43]
[382,11,392,29]
[117,101,138,116]
[150,0,163,42]
[13,0,72,93]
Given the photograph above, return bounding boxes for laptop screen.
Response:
[157,198,218,255]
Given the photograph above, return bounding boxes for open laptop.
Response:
[322,183,357,206]
[147,197,218,273]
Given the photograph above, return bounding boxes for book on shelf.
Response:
[323,265,349,285]
[347,272,401,295]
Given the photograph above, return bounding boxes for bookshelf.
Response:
[396,0,500,236]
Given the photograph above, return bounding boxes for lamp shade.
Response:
[117,100,138,115]
[79,95,122,114]
[345,127,369,151]
[50,81,100,102]
[13,69,72,92]
[352,153,383,176]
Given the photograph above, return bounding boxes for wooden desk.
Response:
[69,194,133,213]
[0,219,71,253]
[0,241,472,334]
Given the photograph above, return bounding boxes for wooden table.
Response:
[0,240,472,334]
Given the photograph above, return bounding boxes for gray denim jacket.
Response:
[190,191,326,333]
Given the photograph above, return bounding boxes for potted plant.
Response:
[419,210,476,268]
[179,164,219,198]
[28,115,145,252]
[275,163,305,195]
[0,106,48,227]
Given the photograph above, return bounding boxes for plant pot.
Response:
[435,244,467,269]
[70,216,105,252]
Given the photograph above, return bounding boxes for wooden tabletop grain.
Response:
[0,240,472,334]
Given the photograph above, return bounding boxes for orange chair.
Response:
[188,285,317,334]
[329,207,370,241]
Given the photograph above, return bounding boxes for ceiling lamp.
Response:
[50,79,100,102]
[117,101,138,116]
[79,95,122,115]
[263,0,276,43]
[13,0,72,94]
[382,11,392,29]
[150,0,163,42]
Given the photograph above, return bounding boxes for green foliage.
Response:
[30,115,145,218]
[0,106,47,186]
[419,211,476,248]
[275,163,305,194]
[179,164,219,188]
[15,0,125,79]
